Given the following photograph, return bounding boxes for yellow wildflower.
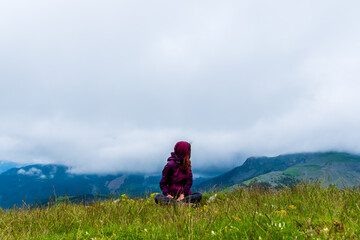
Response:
[289,205,297,210]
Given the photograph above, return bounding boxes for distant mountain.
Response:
[0,164,209,208]
[195,152,360,190]
[0,164,156,208]
[0,161,21,174]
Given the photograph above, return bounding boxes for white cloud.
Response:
[17,169,26,175]
[17,167,42,176]
[0,0,360,173]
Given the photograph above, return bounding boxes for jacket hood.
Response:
[167,141,191,164]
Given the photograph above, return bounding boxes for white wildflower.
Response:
[211,230,215,235]
[207,194,217,203]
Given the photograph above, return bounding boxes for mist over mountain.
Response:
[0,161,21,174]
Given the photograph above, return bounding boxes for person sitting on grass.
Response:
[154,141,202,204]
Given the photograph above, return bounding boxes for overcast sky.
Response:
[0,0,360,174]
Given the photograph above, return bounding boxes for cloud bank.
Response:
[0,0,360,173]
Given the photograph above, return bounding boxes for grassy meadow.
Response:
[0,182,359,239]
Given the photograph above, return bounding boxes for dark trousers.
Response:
[154,192,202,204]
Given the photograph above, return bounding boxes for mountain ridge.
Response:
[1,151,360,208]
[195,151,360,190]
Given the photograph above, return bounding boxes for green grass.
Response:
[317,152,360,163]
[283,165,321,177]
[1,182,360,239]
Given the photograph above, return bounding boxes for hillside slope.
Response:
[196,152,360,190]
[243,152,360,187]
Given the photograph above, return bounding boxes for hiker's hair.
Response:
[181,153,191,174]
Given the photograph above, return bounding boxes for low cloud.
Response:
[17,167,42,176]
[0,0,360,174]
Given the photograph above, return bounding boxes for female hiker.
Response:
[154,141,202,204]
